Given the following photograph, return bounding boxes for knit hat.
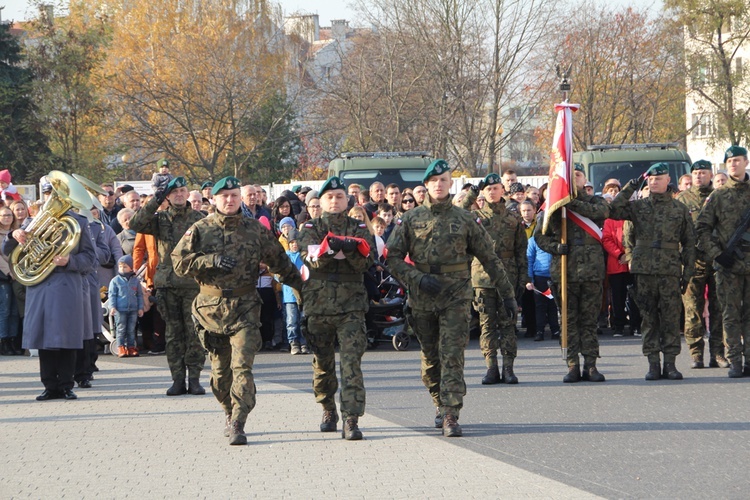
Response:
[279,216,296,229]
[118,255,134,269]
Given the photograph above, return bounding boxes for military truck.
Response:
[573,143,692,193]
[327,151,433,189]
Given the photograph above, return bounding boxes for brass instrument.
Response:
[10,171,93,286]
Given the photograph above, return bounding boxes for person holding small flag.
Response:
[297,176,375,440]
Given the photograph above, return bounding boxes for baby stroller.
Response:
[365,274,410,351]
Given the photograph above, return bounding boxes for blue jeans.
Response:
[283,302,304,345]
[0,281,19,340]
[115,310,138,348]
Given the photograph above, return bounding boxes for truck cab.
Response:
[573,144,692,194]
[327,151,433,189]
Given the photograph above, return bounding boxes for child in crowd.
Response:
[108,255,144,357]
[281,231,309,355]
[151,159,173,192]
[526,232,559,342]
[0,170,22,203]
[377,203,396,242]
[278,216,296,251]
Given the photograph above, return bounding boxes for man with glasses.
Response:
[297,191,321,226]
[98,183,121,231]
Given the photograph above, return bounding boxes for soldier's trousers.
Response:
[306,313,367,418]
[158,288,205,381]
[634,275,681,363]
[682,260,723,359]
[550,280,601,367]
[473,288,516,368]
[196,319,261,424]
[411,301,471,416]
[715,270,750,365]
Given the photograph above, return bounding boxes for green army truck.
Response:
[573,143,692,193]
[327,152,433,189]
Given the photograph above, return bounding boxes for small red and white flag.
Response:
[533,286,554,300]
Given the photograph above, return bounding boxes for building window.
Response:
[691,113,716,139]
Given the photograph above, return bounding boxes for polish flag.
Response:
[542,101,579,235]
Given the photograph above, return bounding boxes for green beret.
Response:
[157,158,169,168]
[319,176,346,196]
[165,176,186,194]
[211,176,241,195]
[691,160,712,172]
[723,145,747,163]
[574,162,584,173]
[423,159,449,182]
[201,181,214,190]
[645,162,669,176]
[292,184,301,193]
[483,173,501,186]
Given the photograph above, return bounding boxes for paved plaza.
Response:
[1,333,749,498]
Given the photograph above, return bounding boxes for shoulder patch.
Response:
[185,229,192,236]
[305,223,314,228]
[396,219,402,225]
[476,217,482,224]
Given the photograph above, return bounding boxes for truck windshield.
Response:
[590,161,691,194]
[340,169,426,189]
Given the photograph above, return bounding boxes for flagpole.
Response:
[558,66,571,362]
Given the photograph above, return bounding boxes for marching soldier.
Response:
[130,176,207,396]
[695,146,750,378]
[534,164,608,383]
[297,176,374,440]
[173,177,303,445]
[609,163,695,380]
[387,160,516,437]
[462,173,529,385]
[676,160,728,369]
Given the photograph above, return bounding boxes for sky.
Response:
[1,0,663,26]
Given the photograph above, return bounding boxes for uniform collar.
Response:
[727,172,750,188]
[321,210,348,229]
[486,199,506,215]
[423,194,452,213]
[650,192,673,203]
[213,210,243,228]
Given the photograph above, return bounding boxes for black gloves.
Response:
[469,184,479,195]
[714,250,735,269]
[215,255,237,271]
[154,188,167,205]
[342,238,359,252]
[503,297,518,320]
[556,243,569,255]
[418,275,443,296]
[327,237,344,252]
[478,180,486,191]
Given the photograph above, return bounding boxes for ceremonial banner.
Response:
[542,102,580,235]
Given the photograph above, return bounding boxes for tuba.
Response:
[10,171,93,286]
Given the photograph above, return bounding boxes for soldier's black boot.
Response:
[342,416,363,440]
[501,357,518,384]
[228,420,247,445]
[744,365,750,376]
[320,409,339,432]
[662,362,683,380]
[481,366,501,385]
[166,379,187,396]
[0,338,10,355]
[434,407,443,428]
[691,355,704,369]
[645,362,661,381]
[442,413,462,437]
[728,362,744,378]
[187,378,206,395]
[563,365,581,383]
[582,364,605,382]
[223,414,231,437]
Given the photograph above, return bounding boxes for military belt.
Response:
[499,251,514,259]
[414,262,469,274]
[308,271,362,283]
[200,284,255,298]
[635,239,678,250]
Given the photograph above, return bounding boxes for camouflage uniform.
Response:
[695,173,750,373]
[463,190,528,381]
[297,212,374,419]
[534,192,609,373]
[387,195,514,418]
[677,184,724,365]
[130,196,206,386]
[172,211,303,424]
[609,182,695,370]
